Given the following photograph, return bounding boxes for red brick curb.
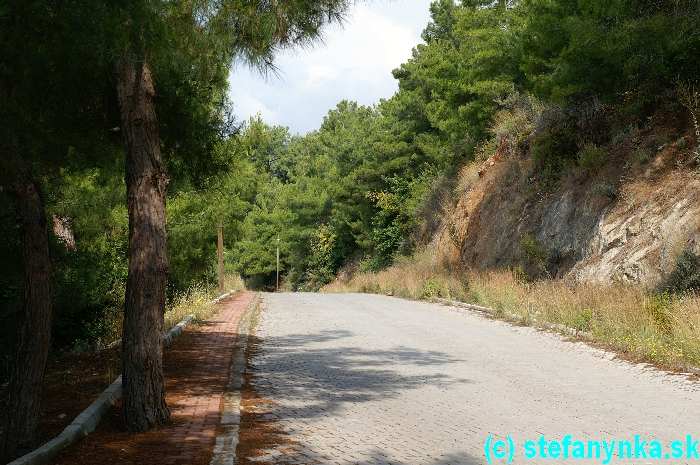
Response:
[48,291,255,465]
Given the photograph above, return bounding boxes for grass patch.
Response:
[327,251,468,302]
[83,274,245,351]
[165,274,245,330]
[577,144,607,171]
[323,256,700,371]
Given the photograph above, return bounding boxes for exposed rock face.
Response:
[438,149,700,287]
[570,175,700,285]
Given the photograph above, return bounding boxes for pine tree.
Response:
[111,0,353,431]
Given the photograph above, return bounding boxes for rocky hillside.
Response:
[433,112,700,288]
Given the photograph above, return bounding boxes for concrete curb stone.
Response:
[210,293,262,465]
[431,296,700,377]
[7,290,236,465]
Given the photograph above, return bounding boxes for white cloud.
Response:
[227,0,433,134]
[303,65,340,88]
[230,92,281,125]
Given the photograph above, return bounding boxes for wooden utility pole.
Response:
[276,235,280,292]
[217,223,224,295]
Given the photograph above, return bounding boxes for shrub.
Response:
[611,124,638,146]
[633,146,654,164]
[359,256,384,273]
[591,182,618,200]
[663,250,700,294]
[520,234,549,277]
[490,93,545,155]
[530,117,578,186]
[420,278,447,299]
[678,82,700,164]
[572,308,594,333]
[645,293,673,335]
[305,224,340,290]
[577,144,607,171]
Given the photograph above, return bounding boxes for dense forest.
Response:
[1,0,699,460]
[231,0,700,288]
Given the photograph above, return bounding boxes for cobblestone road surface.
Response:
[238,293,699,465]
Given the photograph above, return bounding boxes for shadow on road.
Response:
[237,327,474,465]
[247,329,468,416]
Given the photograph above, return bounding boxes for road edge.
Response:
[430,296,700,377]
[209,292,263,465]
[7,290,237,465]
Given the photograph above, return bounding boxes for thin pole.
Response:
[276,235,280,292]
[217,223,224,295]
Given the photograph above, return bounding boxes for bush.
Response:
[520,234,549,277]
[490,93,544,156]
[591,182,618,200]
[530,116,578,185]
[663,250,700,294]
[304,224,341,290]
[611,124,638,146]
[645,293,673,335]
[572,308,594,333]
[633,146,654,164]
[577,144,607,171]
[420,278,448,299]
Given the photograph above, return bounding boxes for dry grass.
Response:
[323,256,700,371]
[90,274,246,351]
[164,273,245,330]
[325,250,469,301]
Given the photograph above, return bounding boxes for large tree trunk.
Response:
[116,56,171,432]
[0,179,52,462]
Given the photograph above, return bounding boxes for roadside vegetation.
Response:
[0,0,353,459]
[164,274,245,333]
[229,0,700,292]
[324,252,700,372]
[2,0,699,459]
[69,274,245,353]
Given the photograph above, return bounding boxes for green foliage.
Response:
[304,225,341,290]
[663,250,700,294]
[633,146,654,165]
[591,182,618,200]
[645,293,673,335]
[675,137,688,150]
[0,0,355,363]
[520,233,550,278]
[3,0,700,371]
[572,308,594,333]
[15,160,128,350]
[577,144,607,171]
[531,121,578,184]
[420,278,448,299]
[489,93,544,152]
[168,136,260,290]
[518,0,700,104]
[227,0,700,291]
[390,0,522,160]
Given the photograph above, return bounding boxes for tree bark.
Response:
[0,179,52,462]
[116,56,171,432]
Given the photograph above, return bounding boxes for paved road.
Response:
[238,293,699,465]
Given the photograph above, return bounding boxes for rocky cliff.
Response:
[434,126,700,288]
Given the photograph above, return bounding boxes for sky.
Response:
[227,0,434,135]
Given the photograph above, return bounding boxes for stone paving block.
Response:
[237,293,700,465]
